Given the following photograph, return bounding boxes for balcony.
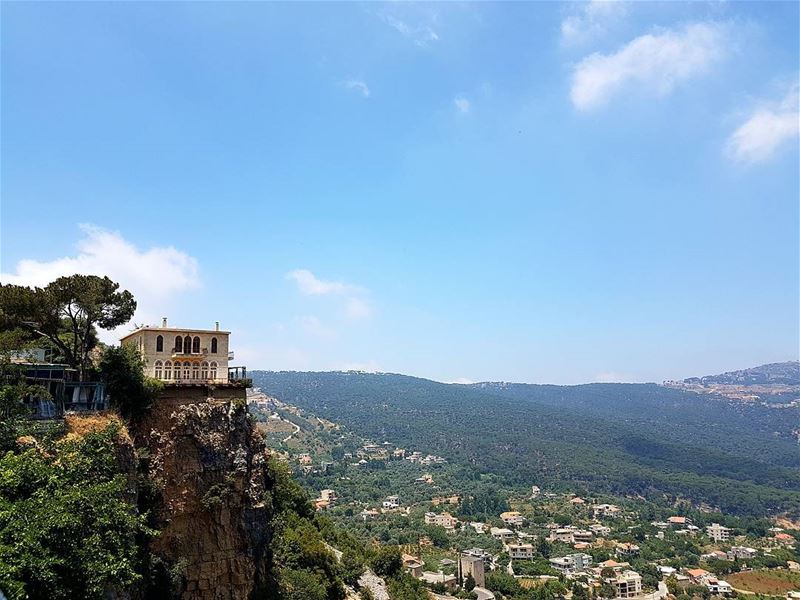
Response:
[171,347,209,359]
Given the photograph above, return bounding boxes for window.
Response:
[183,361,191,379]
[175,335,183,353]
[156,335,164,352]
[192,363,199,379]
[154,360,163,379]
[210,337,218,354]
[164,361,172,380]
[201,361,209,380]
[210,361,218,380]
[192,336,200,353]
[184,336,192,355]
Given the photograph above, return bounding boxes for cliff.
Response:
[135,394,273,600]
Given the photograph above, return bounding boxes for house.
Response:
[667,516,690,527]
[702,550,729,562]
[658,566,677,578]
[459,554,486,588]
[706,523,732,543]
[419,571,457,589]
[500,511,525,527]
[319,489,337,504]
[573,529,594,543]
[402,554,425,578]
[507,543,535,560]
[570,497,586,505]
[774,532,795,546]
[121,319,247,386]
[431,495,460,506]
[424,512,458,530]
[469,522,487,534]
[490,527,514,541]
[597,560,630,573]
[383,495,400,509]
[359,509,380,521]
[550,553,593,575]
[609,571,642,599]
[728,546,757,560]
[705,578,732,595]
[590,524,611,537]
[550,527,576,543]
[686,568,711,584]
[615,542,640,558]
[531,485,542,498]
[593,504,622,518]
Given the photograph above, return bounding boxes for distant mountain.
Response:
[681,361,800,385]
[252,370,800,517]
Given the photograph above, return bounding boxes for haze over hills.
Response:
[252,366,800,518]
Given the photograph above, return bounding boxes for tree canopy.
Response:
[0,275,135,379]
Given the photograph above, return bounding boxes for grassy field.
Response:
[727,570,800,595]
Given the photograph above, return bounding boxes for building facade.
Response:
[120,318,240,384]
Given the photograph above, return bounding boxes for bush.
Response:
[99,345,162,421]
[0,423,153,599]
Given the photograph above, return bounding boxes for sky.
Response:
[1,1,798,385]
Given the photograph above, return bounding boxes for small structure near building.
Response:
[459,552,486,588]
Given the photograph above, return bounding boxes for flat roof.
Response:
[120,326,231,341]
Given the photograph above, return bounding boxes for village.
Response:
[248,389,800,600]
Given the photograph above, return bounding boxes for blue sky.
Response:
[2,1,798,384]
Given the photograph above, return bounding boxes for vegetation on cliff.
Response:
[0,418,151,599]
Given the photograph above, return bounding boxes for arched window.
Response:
[164,361,172,380]
[210,361,218,381]
[183,336,191,355]
[192,363,199,379]
[192,336,200,354]
[174,335,183,353]
[183,361,191,380]
[156,335,164,352]
[211,337,218,354]
[154,360,163,379]
[201,361,209,380]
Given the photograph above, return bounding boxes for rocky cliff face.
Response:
[135,396,273,600]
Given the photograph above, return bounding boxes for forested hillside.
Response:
[252,371,800,517]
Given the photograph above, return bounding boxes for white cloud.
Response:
[382,14,439,47]
[570,22,727,111]
[726,85,800,164]
[344,297,372,320]
[561,0,627,47]
[1,225,200,342]
[344,79,370,98]
[286,269,372,321]
[454,96,471,114]
[286,269,355,296]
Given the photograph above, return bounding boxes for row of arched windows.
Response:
[154,360,218,381]
[155,335,218,354]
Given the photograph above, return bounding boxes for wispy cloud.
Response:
[561,0,627,47]
[1,224,200,339]
[726,84,799,164]
[344,79,370,98]
[287,269,356,296]
[454,96,471,114]
[381,13,440,47]
[570,22,728,111]
[286,269,372,321]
